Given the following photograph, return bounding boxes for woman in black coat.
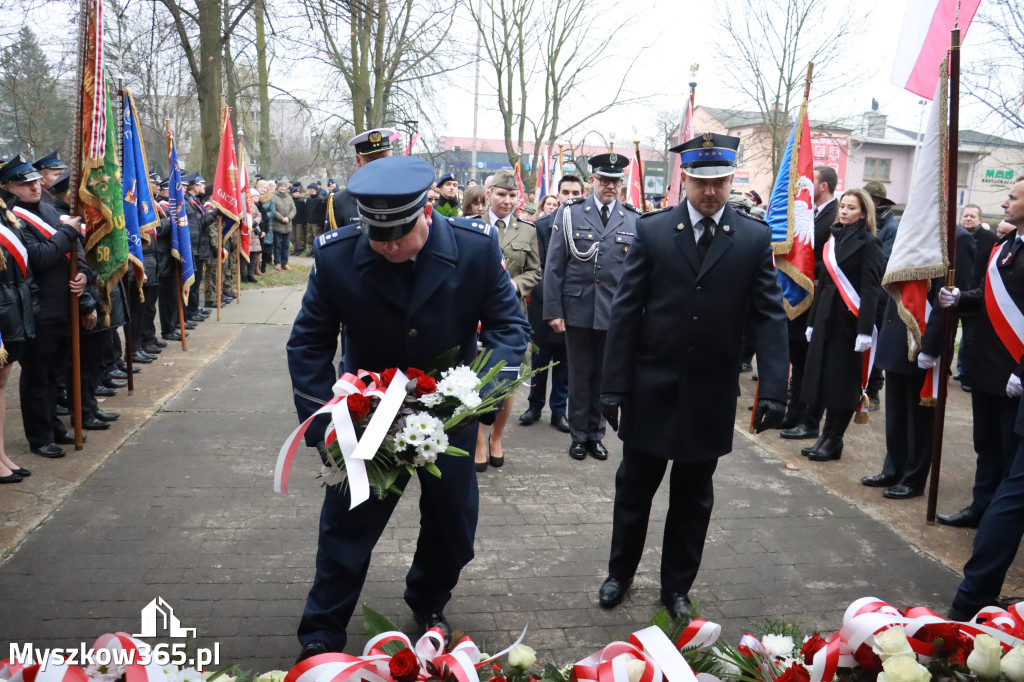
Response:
[801,188,885,461]
[0,202,35,482]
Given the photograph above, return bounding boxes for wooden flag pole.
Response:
[632,139,646,212]
[168,119,187,351]
[926,28,961,524]
[217,216,223,320]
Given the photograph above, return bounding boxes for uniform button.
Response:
[692,315,699,322]
[408,329,418,337]
[696,285,703,292]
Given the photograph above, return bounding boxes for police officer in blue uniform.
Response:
[287,156,529,660]
[543,153,641,461]
[597,133,788,620]
[32,151,68,194]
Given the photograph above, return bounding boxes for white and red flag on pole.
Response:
[891,0,980,98]
[237,141,252,262]
[666,98,694,207]
[882,60,949,403]
[626,158,643,207]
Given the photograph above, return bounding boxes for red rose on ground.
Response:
[380,368,398,389]
[922,622,963,656]
[347,394,372,422]
[389,648,419,682]
[415,376,437,396]
[802,634,827,665]
[776,662,810,682]
[853,645,884,675]
[406,367,424,379]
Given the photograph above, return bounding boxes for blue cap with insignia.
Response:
[159,179,170,191]
[437,171,458,186]
[588,153,629,179]
[32,150,68,171]
[348,156,433,242]
[184,172,206,186]
[50,170,71,195]
[671,132,740,179]
[0,155,43,184]
[348,128,397,157]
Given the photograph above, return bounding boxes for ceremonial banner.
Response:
[404,133,422,156]
[514,161,526,216]
[79,0,128,300]
[534,144,549,200]
[167,133,195,296]
[766,99,816,319]
[122,89,159,288]
[882,62,948,362]
[211,104,242,240]
[237,141,252,262]
[891,0,979,98]
[626,158,643,208]
[666,99,694,207]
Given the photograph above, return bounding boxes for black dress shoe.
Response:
[162,331,183,341]
[83,416,111,430]
[413,611,451,646]
[184,321,198,330]
[220,298,232,306]
[187,314,206,322]
[32,444,66,458]
[948,605,975,622]
[861,473,898,488]
[142,345,163,355]
[295,641,330,665]
[95,385,118,397]
[0,472,22,483]
[55,432,85,445]
[551,414,570,432]
[778,413,800,430]
[11,467,31,476]
[103,377,128,389]
[952,373,962,381]
[807,436,843,461]
[800,433,828,456]
[55,404,70,416]
[518,408,541,425]
[108,369,129,380]
[598,577,632,607]
[883,484,923,500]
[475,460,488,472]
[95,409,120,422]
[132,350,154,364]
[569,441,587,460]
[937,506,982,528]
[588,440,609,461]
[660,590,693,622]
[153,339,168,348]
[781,423,819,440]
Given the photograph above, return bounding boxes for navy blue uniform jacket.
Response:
[288,213,529,446]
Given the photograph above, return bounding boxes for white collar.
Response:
[592,195,616,212]
[489,209,512,227]
[815,196,836,211]
[686,201,725,228]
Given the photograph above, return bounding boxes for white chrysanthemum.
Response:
[176,668,205,682]
[85,663,124,682]
[321,463,347,486]
[418,392,442,407]
[762,634,796,658]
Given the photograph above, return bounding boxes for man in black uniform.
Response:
[597,133,787,620]
[32,151,68,193]
[326,127,396,231]
[184,173,215,322]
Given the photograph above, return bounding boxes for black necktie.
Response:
[1000,236,1023,269]
[697,217,714,260]
[600,204,610,227]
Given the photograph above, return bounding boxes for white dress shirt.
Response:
[687,201,726,244]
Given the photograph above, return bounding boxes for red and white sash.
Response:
[985,243,1024,362]
[823,237,877,415]
[0,223,28,277]
[919,299,944,404]
[12,206,57,238]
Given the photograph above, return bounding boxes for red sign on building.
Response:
[811,136,849,193]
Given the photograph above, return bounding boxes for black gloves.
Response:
[600,393,626,432]
[752,399,785,433]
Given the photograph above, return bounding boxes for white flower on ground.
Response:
[877,655,931,682]
[716,659,743,680]
[872,626,915,661]
[255,672,288,682]
[1001,645,1024,682]
[175,668,205,682]
[967,634,1004,679]
[625,659,646,682]
[508,645,537,670]
[762,634,795,658]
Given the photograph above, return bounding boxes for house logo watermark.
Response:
[134,597,197,638]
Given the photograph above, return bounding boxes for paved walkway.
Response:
[0,282,1012,674]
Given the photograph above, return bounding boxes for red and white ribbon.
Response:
[675,619,722,651]
[918,300,943,403]
[985,244,1024,362]
[91,632,168,682]
[0,223,28,277]
[574,626,699,682]
[823,237,860,316]
[275,370,408,509]
[3,662,88,682]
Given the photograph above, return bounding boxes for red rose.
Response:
[801,634,827,665]
[406,367,424,379]
[389,648,419,682]
[415,376,437,396]
[921,622,964,656]
[853,645,884,675]
[776,662,810,682]
[380,368,398,389]
[347,394,372,422]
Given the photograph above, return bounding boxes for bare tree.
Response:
[963,0,1024,137]
[468,0,646,185]
[714,0,864,178]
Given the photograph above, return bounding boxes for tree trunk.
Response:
[197,0,223,177]
[255,0,271,175]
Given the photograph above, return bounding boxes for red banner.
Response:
[211,105,242,237]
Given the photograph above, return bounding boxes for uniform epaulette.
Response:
[316,225,359,249]
[735,211,769,227]
[449,216,495,237]
[515,216,535,226]
[637,205,672,219]
[623,203,644,215]
[563,197,586,206]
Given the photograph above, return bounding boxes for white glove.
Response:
[917,353,938,370]
[1008,374,1023,398]
[854,334,873,353]
[805,327,813,343]
[938,287,961,308]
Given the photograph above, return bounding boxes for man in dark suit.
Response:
[780,166,838,438]
[945,177,1024,617]
[519,175,584,433]
[596,133,787,620]
[936,181,1024,529]
[287,156,529,660]
[954,204,1000,391]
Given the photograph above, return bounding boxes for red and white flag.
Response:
[666,98,694,207]
[211,106,243,238]
[891,0,980,98]
[237,141,252,262]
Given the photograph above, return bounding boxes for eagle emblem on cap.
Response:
[702,132,714,149]
[369,131,382,143]
[609,153,618,164]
